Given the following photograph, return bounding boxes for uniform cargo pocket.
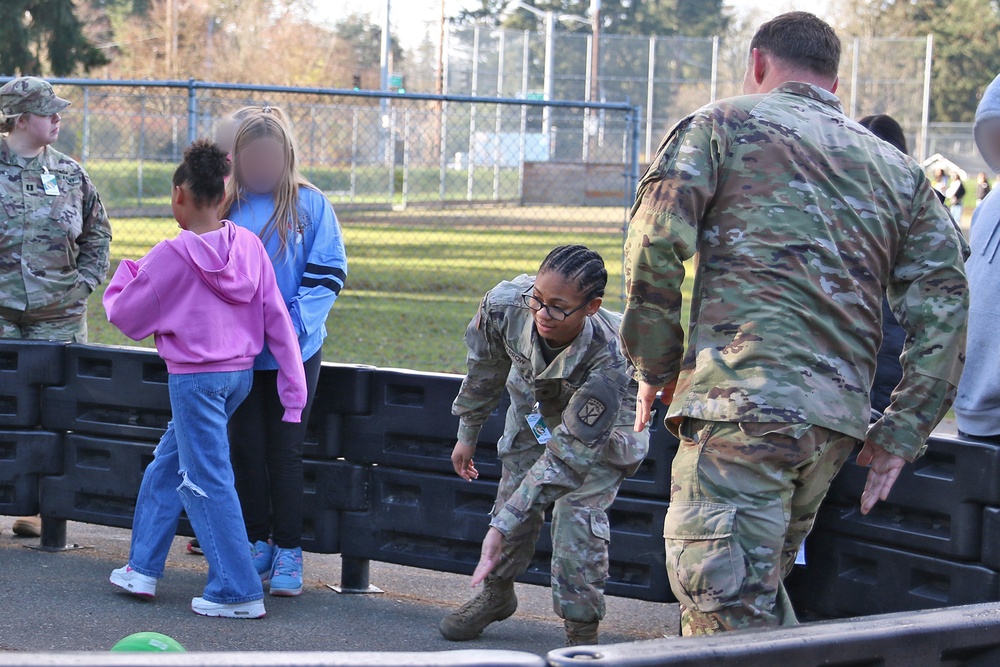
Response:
[663,501,745,612]
[589,508,611,542]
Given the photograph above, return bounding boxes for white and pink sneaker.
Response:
[110,565,157,598]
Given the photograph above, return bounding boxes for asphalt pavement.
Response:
[0,521,677,655]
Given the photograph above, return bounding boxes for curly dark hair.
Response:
[172,139,231,207]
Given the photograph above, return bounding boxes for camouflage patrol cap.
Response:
[0,77,71,117]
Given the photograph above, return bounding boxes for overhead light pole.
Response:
[507,2,555,143]
[380,0,391,94]
[589,0,600,105]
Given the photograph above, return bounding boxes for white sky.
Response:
[313,0,835,51]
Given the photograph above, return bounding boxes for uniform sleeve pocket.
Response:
[663,501,745,613]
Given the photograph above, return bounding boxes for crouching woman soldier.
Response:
[440,245,649,647]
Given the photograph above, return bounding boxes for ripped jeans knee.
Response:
[177,470,209,499]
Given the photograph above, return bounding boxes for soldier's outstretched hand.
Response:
[471,527,504,587]
[634,379,676,432]
[856,440,906,515]
[451,441,479,481]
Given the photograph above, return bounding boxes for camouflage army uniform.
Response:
[0,79,111,342]
[453,274,649,622]
[620,83,969,635]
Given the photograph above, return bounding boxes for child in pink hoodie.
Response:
[104,140,306,619]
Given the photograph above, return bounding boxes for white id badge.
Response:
[41,173,60,196]
[525,412,552,444]
[795,540,807,566]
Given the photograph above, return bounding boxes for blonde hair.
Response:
[230,104,291,128]
[219,107,318,257]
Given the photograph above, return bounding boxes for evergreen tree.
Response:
[0,0,109,76]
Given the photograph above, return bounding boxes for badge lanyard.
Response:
[40,149,59,196]
[525,402,553,444]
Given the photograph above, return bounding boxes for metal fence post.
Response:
[919,33,934,164]
[350,107,359,203]
[710,35,719,103]
[622,104,642,304]
[402,107,410,208]
[81,86,90,165]
[645,35,656,162]
[467,26,481,202]
[138,94,146,207]
[438,27,451,203]
[583,33,593,162]
[493,30,506,201]
[849,37,861,119]
[517,31,529,203]
[187,78,197,146]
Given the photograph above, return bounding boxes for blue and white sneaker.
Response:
[250,540,274,582]
[269,547,303,597]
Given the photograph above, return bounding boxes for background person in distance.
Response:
[956,73,1000,442]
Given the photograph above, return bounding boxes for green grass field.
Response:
[88,206,691,373]
[84,160,524,211]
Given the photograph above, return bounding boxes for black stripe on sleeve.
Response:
[305,264,347,282]
[301,276,344,294]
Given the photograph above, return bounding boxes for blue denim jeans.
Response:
[127,370,263,604]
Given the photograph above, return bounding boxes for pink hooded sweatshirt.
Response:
[104,221,307,422]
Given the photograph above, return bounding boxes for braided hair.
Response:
[538,245,607,301]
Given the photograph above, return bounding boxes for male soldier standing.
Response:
[1,77,112,536]
[620,12,968,635]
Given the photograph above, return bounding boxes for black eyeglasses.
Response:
[521,291,589,322]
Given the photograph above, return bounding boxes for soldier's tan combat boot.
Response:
[12,515,41,538]
[439,576,518,641]
[565,620,599,646]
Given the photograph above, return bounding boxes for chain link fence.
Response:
[443,29,936,163]
[1,78,639,371]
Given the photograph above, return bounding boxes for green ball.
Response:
[110,632,186,652]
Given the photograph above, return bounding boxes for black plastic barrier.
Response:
[342,369,510,480]
[38,432,366,554]
[4,340,1000,622]
[547,603,1000,666]
[42,344,170,441]
[40,433,175,532]
[0,340,65,428]
[302,363,376,461]
[817,435,1000,560]
[341,467,673,602]
[0,431,62,516]
[787,531,1000,619]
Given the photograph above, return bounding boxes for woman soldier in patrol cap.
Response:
[0,77,112,537]
[440,245,649,647]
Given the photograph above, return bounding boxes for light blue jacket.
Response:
[955,73,1000,436]
[227,186,347,370]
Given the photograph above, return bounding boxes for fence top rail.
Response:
[0,77,638,113]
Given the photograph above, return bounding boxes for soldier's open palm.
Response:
[857,441,906,515]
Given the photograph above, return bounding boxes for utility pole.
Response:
[165,0,178,78]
